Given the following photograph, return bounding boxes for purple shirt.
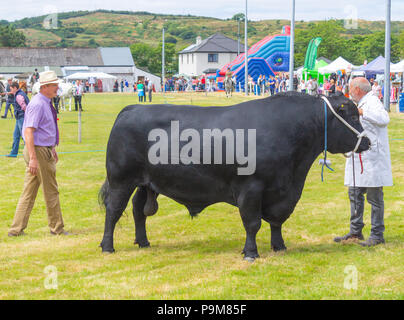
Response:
[22,93,59,147]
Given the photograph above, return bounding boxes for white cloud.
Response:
[2,0,403,22]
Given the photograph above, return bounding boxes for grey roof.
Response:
[0,48,103,67]
[0,66,63,76]
[0,47,134,67]
[99,47,134,66]
[179,33,245,54]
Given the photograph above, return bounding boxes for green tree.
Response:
[0,25,26,47]
[130,42,177,75]
[395,30,404,60]
[232,13,245,21]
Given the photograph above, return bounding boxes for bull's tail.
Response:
[98,178,110,210]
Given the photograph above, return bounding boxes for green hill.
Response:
[3,10,404,66]
[7,10,403,48]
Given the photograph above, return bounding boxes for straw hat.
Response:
[39,70,59,87]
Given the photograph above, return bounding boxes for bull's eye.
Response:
[352,115,359,122]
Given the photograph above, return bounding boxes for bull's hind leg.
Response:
[238,184,264,262]
[100,185,135,253]
[132,187,151,248]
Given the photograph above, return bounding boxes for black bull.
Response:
[99,92,370,260]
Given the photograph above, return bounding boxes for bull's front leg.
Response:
[237,184,264,262]
[270,224,287,252]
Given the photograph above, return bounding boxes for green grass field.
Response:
[0,92,403,300]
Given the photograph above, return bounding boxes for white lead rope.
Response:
[320,96,367,156]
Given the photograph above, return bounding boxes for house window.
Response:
[208,53,218,63]
[187,54,189,64]
[181,54,183,64]
[192,54,194,63]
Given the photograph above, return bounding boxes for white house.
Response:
[178,33,245,77]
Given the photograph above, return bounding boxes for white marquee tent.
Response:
[391,60,404,73]
[66,72,117,92]
[318,57,355,74]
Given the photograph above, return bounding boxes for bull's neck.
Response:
[291,101,327,174]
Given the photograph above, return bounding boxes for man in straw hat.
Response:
[8,71,70,236]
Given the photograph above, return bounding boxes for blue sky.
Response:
[3,0,404,22]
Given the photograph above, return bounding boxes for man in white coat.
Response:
[334,77,393,247]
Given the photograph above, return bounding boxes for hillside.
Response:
[8,10,404,50]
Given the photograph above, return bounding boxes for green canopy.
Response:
[303,59,330,84]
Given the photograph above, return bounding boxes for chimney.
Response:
[196,36,202,45]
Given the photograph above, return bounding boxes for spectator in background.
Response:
[125,79,129,93]
[6,82,28,158]
[137,80,145,103]
[147,80,153,103]
[328,79,336,95]
[293,74,298,91]
[310,77,318,95]
[33,69,40,83]
[73,80,84,112]
[372,80,382,99]
[268,76,275,96]
[120,80,124,93]
[1,79,15,119]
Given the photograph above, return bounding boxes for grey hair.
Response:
[351,77,371,93]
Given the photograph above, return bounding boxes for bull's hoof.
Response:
[271,244,287,252]
[100,241,115,253]
[101,247,115,254]
[243,256,256,263]
[134,239,150,248]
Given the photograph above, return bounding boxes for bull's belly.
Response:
[145,167,236,214]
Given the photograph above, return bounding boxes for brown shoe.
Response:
[50,231,73,236]
[334,232,364,243]
[8,231,26,237]
[359,238,385,247]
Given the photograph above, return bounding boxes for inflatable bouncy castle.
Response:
[217,26,291,90]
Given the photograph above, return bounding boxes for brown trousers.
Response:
[9,146,65,235]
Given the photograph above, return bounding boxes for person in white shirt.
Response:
[73,80,84,111]
[334,77,392,247]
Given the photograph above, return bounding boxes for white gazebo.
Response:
[318,57,355,74]
[66,72,117,92]
[391,60,404,73]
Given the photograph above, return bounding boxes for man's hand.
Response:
[52,147,58,163]
[358,108,364,116]
[29,157,39,176]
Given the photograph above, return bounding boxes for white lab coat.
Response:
[344,92,393,187]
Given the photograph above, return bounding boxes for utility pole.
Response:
[162,28,165,95]
[384,0,391,112]
[245,0,248,96]
[289,0,295,91]
[237,18,240,56]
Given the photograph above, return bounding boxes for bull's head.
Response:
[325,93,370,154]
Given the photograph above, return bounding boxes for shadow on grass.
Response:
[115,235,399,259]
